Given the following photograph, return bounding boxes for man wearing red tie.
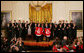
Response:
[35,24,43,42]
[45,28,51,42]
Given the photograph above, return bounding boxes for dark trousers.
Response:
[34,34,36,40]
[36,36,41,42]
[41,35,43,41]
[50,32,53,40]
[21,31,25,40]
[54,32,58,39]
[33,30,36,40]
[46,36,50,42]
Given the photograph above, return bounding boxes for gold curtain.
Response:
[29,3,52,23]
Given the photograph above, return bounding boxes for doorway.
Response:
[1,11,11,30]
[1,11,12,37]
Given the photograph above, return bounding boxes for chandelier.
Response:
[31,1,47,11]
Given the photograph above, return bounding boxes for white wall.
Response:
[1,1,30,23]
[12,1,30,22]
[1,1,83,23]
[52,1,83,23]
[1,1,13,11]
[52,1,66,23]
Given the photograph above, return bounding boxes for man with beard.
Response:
[61,36,68,46]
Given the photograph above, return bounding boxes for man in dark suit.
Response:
[61,23,67,39]
[26,21,29,29]
[70,20,73,27]
[7,24,12,41]
[9,21,12,27]
[72,23,77,40]
[50,23,53,40]
[12,23,16,38]
[48,23,50,28]
[18,24,22,37]
[22,20,25,28]
[21,20,26,40]
[25,21,29,35]
[13,20,18,26]
[65,20,68,27]
[24,23,28,39]
[62,20,65,28]
[54,24,58,39]
[67,24,72,40]
[45,23,48,28]
[58,20,61,28]
[57,24,62,39]
[31,22,35,37]
[15,25,19,38]
[18,20,21,27]
[63,23,67,36]
[18,20,22,37]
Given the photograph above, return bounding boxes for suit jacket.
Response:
[22,23,25,28]
[9,23,12,27]
[70,23,73,27]
[13,23,18,26]
[66,23,68,27]
[18,23,21,27]
[62,23,64,28]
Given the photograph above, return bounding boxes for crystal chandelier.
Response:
[36,7,41,11]
[31,1,46,11]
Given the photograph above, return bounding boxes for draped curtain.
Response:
[29,3,52,23]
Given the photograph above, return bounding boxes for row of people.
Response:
[7,20,77,42]
[52,36,83,52]
[1,35,83,52]
[1,37,25,52]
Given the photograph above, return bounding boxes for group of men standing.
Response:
[7,20,77,42]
